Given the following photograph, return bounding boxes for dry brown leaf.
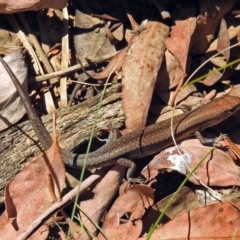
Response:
[143,186,240,236]
[143,201,240,239]
[190,0,235,55]
[220,128,240,159]
[0,50,27,131]
[201,18,230,86]
[155,50,184,91]
[0,0,67,13]
[74,4,116,65]
[141,139,240,187]
[98,185,154,240]
[0,119,65,239]
[165,17,196,76]
[82,47,127,80]
[142,187,199,233]
[122,21,170,130]
[156,84,200,107]
[206,26,238,53]
[76,165,125,239]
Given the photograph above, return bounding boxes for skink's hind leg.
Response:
[117,158,144,183]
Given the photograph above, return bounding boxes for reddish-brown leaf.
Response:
[201,18,230,86]
[0,118,65,239]
[143,201,240,239]
[98,185,154,240]
[122,21,169,130]
[155,50,184,91]
[165,17,196,75]
[190,0,235,55]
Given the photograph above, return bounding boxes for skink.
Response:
[1,56,240,180]
[65,95,240,180]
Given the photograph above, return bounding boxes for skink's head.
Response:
[213,95,240,120]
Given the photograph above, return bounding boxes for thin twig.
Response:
[7,15,44,75]
[70,79,112,86]
[29,52,117,83]
[60,7,69,107]
[17,12,58,84]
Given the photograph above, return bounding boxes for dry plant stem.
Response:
[16,13,57,113]
[60,7,69,107]
[70,80,112,86]
[223,137,240,159]
[7,15,44,75]
[170,74,185,107]
[91,13,121,21]
[77,47,127,80]
[16,173,101,240]
[104,23,120,45]
[17,12,58,84]
[29,52,117,83]
[171,41,240,107]
[36,10,62,111]
[184,42,240,87]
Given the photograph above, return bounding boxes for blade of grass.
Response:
[183,42,240,88]
[67,58,121,239]
[184,58,240,86]
[147,143,218,239]
[75,204,109,240]
[162,43,240,239]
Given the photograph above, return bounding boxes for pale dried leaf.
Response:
[0,50,27,131]
[0,0,67,13]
